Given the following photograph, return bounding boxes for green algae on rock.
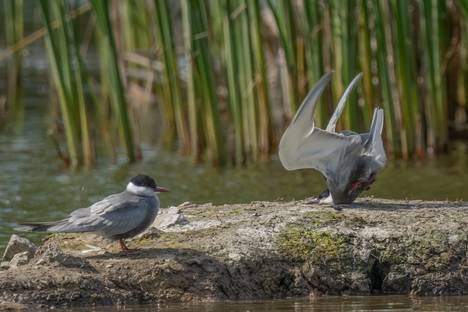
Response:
[277,226,346,263]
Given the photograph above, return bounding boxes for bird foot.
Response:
[119,239,131,253]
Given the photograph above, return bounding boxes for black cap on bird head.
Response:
[129,174,169,192]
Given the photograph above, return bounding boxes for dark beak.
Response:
[155,186,170,193]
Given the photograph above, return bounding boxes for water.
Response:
[60,296,468,311]
[1,34,467,312]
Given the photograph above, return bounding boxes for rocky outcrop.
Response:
[0,198,467,309]
[2,234,37,262]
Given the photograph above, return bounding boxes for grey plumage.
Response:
[17,174,168,251]
[279,72,386,204]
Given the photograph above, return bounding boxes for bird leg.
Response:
[119,239,130,252]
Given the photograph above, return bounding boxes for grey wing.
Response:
[293,128,362,176]
[325,73,363,132]
[49,193,153,237]
[69,207,91,218]
[87,193,155,237]
[362,107,386,167]
[279,72,362,177]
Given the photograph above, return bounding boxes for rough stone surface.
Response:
[152,206,189,231]
[1,235,37,262]
[0,302,32,311]
[0,261,10,271]
[8,252,31,269]
[0,198,467,309]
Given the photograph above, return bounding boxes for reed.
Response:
[371,0,401,157]
[420,0,446,153]
[302,0,327,127]
[220,0,245,164]
[181,0,226,165]
[90,0,136,162]
[154,0,190,154]
[2,0,24,119]
[266,0,299,114]
[40,0,84,167]
[248,0,272,159]
[3,0,467,166]
[120,0,152,51]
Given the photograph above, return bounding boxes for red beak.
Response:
[155,186,169,193]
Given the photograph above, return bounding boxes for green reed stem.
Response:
[4,0,24,118]
[249,0,271,158]
[40,0,80,166]
[391,0,422,156]
[154,0,190,154]
[91,0,136,162]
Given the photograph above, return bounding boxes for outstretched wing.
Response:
[279,72,363,177]
[326,73,363,132]
[363,108,386,167]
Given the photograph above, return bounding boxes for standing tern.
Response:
[17,174,169,252]
[279,72,386,204]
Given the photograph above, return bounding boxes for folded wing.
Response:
[48,193,152,237]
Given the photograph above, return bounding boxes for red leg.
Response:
[119,239,130,252]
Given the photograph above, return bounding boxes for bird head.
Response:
[127,174,169,196]
[326,155,381,204]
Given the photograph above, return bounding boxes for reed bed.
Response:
[1,0,467,166]
[1,0,23,120]
[40,0,92,167]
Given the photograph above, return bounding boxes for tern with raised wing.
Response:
[279,72,386,204]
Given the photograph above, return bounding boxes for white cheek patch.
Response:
[126,182,154,196]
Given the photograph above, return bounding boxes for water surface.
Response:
[60,296,468,311]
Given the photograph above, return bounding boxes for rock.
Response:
[2,235,37,262]
[152,206,189,230]
[9,252,32,269]
[0,302,32,311]
[382,272,411,293]
[0,198,466,308]
[0,261,9,270]
[34,245,93,271]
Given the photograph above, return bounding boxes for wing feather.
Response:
[363,108,386,166]
[49,193,155,237]
[279,72,362,176]
[325,73,363,133]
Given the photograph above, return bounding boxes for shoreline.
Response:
[1,198,467,308]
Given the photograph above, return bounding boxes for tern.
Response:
[279,72,386,204]
[17,174,169,252]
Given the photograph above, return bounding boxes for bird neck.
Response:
[126,182,154,197]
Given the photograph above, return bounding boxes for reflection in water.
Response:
[59,296,468,311]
